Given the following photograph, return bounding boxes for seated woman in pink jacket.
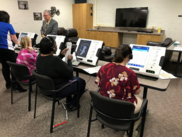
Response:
[16,36,37,79]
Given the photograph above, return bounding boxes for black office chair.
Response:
[63,28,79,44]
[6,61,36,111]
[57,27,66,35]
[87,91,148,137]
[32,70,80,133]
[31,34,38,46]
[99,46,115,62]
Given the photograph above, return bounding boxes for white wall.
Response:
[87,0,182,44]
[0,0,74,42]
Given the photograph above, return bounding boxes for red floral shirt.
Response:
[95,63,140,106]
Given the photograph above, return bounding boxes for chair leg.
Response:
[77,80,80,118]
[34,84,38,119]
[87,105,93,137]
[140,101,148,137]
[50,95,56,133]
[77,95,80,118]
[102,124,104,129]
[11,81,14,104]
[28,81,32,111]
[128,122,134,137]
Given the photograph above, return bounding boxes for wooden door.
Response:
[73,4,93,38]
[85,4,93,38]
[73,4,80,36]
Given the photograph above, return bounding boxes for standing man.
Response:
[41,10,58,38]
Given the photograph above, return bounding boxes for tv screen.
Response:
[115,7,148,28]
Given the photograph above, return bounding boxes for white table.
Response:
[73,61,171,99]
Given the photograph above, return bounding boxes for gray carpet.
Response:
[0,62,182,137]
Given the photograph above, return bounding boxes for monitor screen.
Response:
[127,46,149,68]
[18,33,28,42]
[115,7,148,28]
[76,40,91,57]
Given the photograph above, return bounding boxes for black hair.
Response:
[39,36,55,54]
[112,44,132,63]
[0,11,10,23]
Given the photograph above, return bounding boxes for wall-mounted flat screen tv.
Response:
[115,7,148,28]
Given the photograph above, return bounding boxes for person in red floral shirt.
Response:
[95,44,143,114]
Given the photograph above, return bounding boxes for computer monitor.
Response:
[47,35,65,56]
[18,32,28,42]
[126,44,166,78]
[127,46,150,68]
[75,38,103,66]
[15,32,36,48]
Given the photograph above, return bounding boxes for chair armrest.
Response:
[12,72,33,81]
[53,79,78,93]
[147,41,161,46]
[132,99,148,121]
[90,99,148,122]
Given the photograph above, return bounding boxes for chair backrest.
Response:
[89,91,135,120]
[63,28,79,45]
[161,38,173,47]
[7,61,30,81]
[57,27,65,35]
[102,46,112,56]
[31,34,38,46]
[147,41,161,46]
[63,28,78,37]
[32,70,55,96]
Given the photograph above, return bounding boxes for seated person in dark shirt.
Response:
[36,36,86,111]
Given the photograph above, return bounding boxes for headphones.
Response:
[120,44,133,59]
[44,37,56,51]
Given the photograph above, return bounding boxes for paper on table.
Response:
[173,46,182,51]
[83,66,101,74]
[159,70,177,79]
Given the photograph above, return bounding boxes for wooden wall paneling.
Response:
[102,32,118,47]
[89,31,95,39]
[118,33,123,47]
[149,35,163,42]
[87,31,121,48]
[137,34,150,45]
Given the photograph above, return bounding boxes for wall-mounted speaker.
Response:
[75,0,87,3]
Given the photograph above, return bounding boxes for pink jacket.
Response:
[16,48,37,75]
